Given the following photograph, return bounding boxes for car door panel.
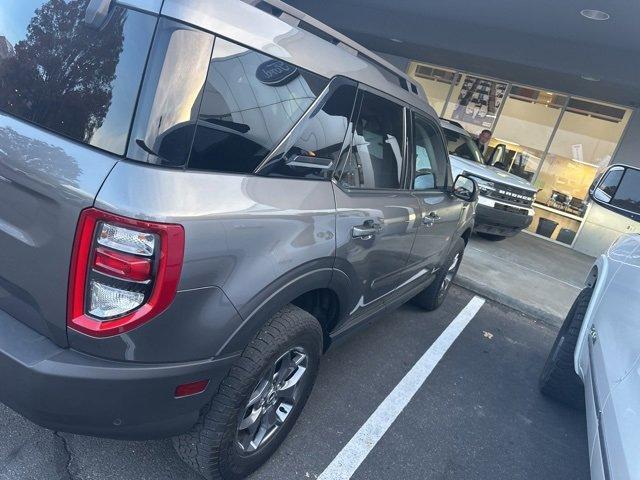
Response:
[407,114,462,272]
[333,88,421,328]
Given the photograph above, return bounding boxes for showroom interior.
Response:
[282,0,640,256]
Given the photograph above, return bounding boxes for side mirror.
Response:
[487,143,506,166]
[452,174,478,202]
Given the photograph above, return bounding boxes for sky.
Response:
[0,1,46,45]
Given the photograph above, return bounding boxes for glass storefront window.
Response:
[535,99,631,210]
[531,99,631,242]
[408,60,634,248]
[409,62,456,116]
[488,87,566,182]
[442,74,508,135]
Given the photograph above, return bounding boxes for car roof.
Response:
[158,0,438,118]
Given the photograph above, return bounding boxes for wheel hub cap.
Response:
[236,347,308,453]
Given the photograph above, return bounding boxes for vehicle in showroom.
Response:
[0,0,477,478]
[540,164,640,480]
[440,119,537,240]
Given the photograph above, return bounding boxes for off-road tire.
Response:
[539,287,592,410]
[412,237,465,311]
[173,304,323,480]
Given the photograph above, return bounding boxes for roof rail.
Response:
[256,0,423,99]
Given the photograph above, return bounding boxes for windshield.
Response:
[443,128,483,164]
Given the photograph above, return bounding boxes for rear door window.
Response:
[338,91,405,189]
[257,78,358,180]
[0,0,156,156]
[189,37,329,174]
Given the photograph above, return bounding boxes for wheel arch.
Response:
[574,256,608,378]
[216,261,350,356]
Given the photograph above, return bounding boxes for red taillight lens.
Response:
[68,208,185,337]
[93,247,152,281]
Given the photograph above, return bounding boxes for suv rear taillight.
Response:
[68,208,185,337]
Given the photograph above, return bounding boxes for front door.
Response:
[408,114,462,272]
[333,89,421,325]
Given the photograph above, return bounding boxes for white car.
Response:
[540,164,640,480]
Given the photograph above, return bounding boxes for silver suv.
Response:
[441,120,537,240]
[0,0,476,478]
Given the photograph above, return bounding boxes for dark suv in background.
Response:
[0,0,476,478]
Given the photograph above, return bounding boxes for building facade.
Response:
[404,60,635,255]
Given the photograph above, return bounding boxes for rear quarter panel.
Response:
[80,161,337,361]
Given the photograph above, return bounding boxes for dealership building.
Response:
[284,0,639,256]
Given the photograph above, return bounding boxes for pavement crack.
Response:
[54,431,78,480]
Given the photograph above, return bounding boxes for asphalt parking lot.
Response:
[0,286,589,480]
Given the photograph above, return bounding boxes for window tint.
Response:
[598,167,624,198]
[0,1,156,156]
[412,116,446,190]
[611,168,640,215]
[128,19,215,167]
[259,80,357,180]
[339,91,405,189]
[189,38,329,174]
[443,128,483,164]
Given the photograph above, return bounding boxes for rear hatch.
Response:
[0,0,157,345]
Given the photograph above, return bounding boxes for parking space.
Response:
[0,286,589,480]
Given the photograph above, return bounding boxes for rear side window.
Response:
[189,38,329,174]
[127,19,215,167]
[338,91,405,189]
[0,0,156,156]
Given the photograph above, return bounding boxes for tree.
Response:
[0,0,125,143]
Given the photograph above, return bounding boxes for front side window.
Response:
[443,128,483,164]
[598,167,624,198]
[610,168,640,215]
[338,91,405,189]
[189,38,329,174]
[0,0,156,155]
[412,116,446,190]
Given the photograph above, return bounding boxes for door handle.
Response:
[352,220,382,239]
[422,211,441,225]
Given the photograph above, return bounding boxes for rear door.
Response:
[0,1,157,345]
[333,88,421,325]
[408,113,462,271]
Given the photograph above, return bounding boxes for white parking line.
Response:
[318,295,486,480]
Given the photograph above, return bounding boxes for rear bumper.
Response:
[0,308,237,440]
[474,197,533,237]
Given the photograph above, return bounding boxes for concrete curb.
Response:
[454,275,563,329]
